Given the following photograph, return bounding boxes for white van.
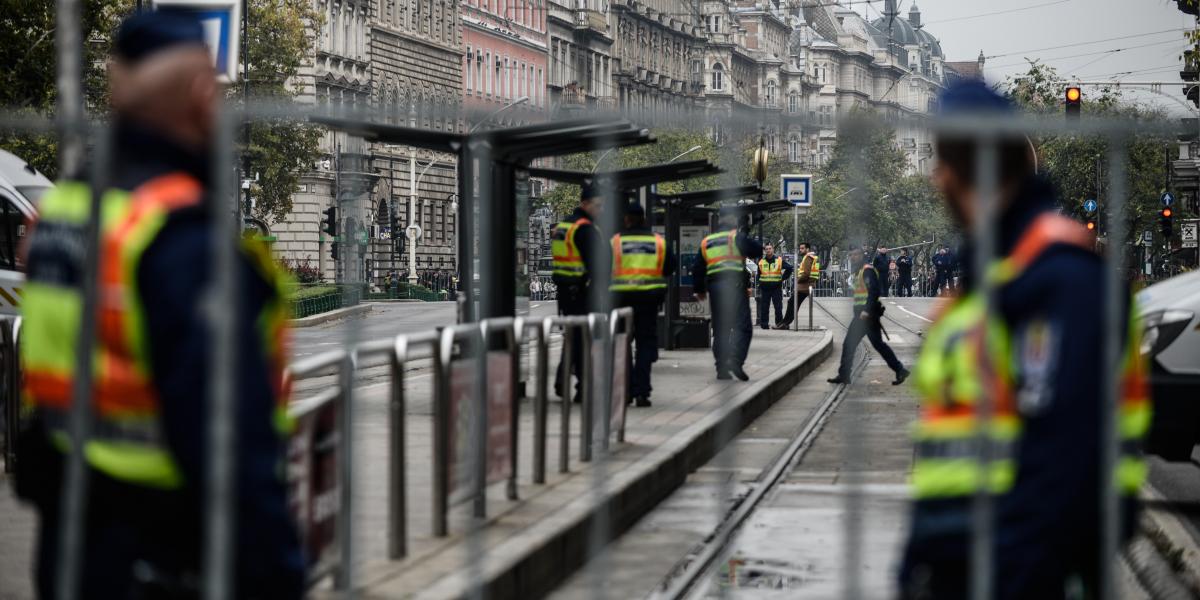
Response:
[0,149,51,315]
[1138,269,1200,460]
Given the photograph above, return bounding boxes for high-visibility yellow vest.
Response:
[758,257,783,284]
[700,230,744,277]
[910,213,1150,500]
[22,174,293,489]
[852,264,874,307]
[610,232,666,292]
[807,253,821,279]
[551,216,592,281]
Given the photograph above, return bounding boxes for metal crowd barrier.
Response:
[277,308,632,589]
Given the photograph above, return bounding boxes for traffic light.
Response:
[330,242,339,261]
[322,206,338,238]
[1161,207,1174,238]
[1086,218,1097,232]
[1187,84,1200,109]
[1064,86,1081,120]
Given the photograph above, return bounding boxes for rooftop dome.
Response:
[916,28,943,58]
[870,0,921,47]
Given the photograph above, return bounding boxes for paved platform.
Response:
[0,327,831,600]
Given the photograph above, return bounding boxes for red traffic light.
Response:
[1163,207,1173,218]
[1086,221,1096,230]
[1065,87,1082,102]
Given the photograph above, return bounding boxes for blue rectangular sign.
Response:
[781,174,813,207]
[152,0,241,83]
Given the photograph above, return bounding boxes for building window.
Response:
[537,68,543,106]
[765,80,776,107]
[788,91,798,113]
[788,140,800,163]
[465,47,473,92]
[486,51,493,95]
[711,63,724,91]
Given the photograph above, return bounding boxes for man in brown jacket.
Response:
[776,242,819,329]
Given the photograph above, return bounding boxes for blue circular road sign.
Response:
[1162,192,1175,206]
[1083,199,1097,213]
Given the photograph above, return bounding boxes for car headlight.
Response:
[1140,309,1194,358]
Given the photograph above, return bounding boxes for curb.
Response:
[289,304,372,328]
[398,330,834,600]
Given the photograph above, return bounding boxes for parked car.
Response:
[1139,269,1200,461]
[0,149,49,315]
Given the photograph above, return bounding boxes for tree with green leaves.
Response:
[239,0,323,224]
[1003,61,1173,247]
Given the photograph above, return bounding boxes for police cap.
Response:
[114,11,206,65]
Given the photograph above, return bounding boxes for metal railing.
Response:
[277,307,633,588]
[0,316,19,474]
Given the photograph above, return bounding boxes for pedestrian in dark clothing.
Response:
[899,79,1148,600]
[692,214,763,381]
[932,247,953,296]
[872,245,891,297]
[755,243,792,329]
[610,202,676,407]
[896,248,913,297]
[550,184,608,401]
[827,246,908,385]
[16,13,304,599]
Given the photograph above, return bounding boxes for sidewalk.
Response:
[0,328,832,599]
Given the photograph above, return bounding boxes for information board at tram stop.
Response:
[586,333,628,440]
[151,0,241,83]
[678,225,710,317]
[447,352,514,501]
[1143,230,1154,248]
[1182,220,1198,249]
[781,174,813,208]
[286,393,340,575]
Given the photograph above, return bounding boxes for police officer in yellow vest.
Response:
[827,246,908,385]
[899,80,1150,599]
[755,244,792,330]
[14,13,303,598]
[691,213,763,381]
[776,241,820,329]
[610,202,675,407]
[551,183,608,402]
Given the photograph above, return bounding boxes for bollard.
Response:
[559,321,572,474]
[533,319,552,484]
[580,315,595,463]
[387,335,409,560]
[433,327,454,537]
[473,322,488,521]
[508,318,524,501]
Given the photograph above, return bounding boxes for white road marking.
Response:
[895,303,933,323]
[887,334,906,344]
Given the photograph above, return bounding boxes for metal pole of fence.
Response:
[560,322,572,474]
[52,0,91,594]
[388,335,409,560]
[599,312,613,454]
[2,320,15,474]
[334,348,357,592]
[201,102,240,600]
[618,311,631,443]
[534,319,552,483]
[434,326,453,537]
[1099,138,1129,600]
[969,136,1000,600]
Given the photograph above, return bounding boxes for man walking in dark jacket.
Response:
[827,247,908,385]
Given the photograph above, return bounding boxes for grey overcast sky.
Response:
[848,0,1197,115]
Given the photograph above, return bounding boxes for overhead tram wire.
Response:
[989,38,1186,70]
[983,28,1188,60]
[923,0,1071,25]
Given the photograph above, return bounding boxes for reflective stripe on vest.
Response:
[852,264,873,306]
[551,217,591,279]
[700,230,743,276]
[758,257,783,283]
[610,233,666,292]
[910,213,1150,500]
[809,254,821,279]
